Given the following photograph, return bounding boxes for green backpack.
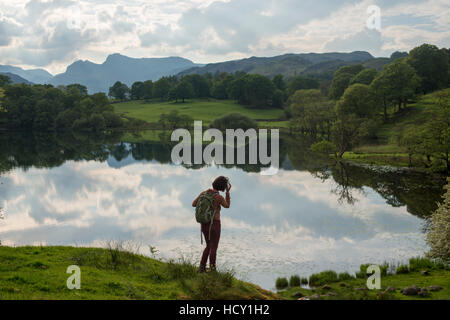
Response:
[195,191,219,244]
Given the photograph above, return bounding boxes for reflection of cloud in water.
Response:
[0,160,427,289]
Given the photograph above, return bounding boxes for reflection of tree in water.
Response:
[329,162,366,205]
[286,135,447,218]
[1,130,446,218]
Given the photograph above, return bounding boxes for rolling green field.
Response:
[113,99,286,126]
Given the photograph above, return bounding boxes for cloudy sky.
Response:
[0,0,449,74]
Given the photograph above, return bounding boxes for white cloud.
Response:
[0,0,448,75]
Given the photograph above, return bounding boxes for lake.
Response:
[0,131,446,290]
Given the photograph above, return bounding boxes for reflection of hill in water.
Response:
[0,131,446,218]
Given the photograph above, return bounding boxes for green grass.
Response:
[113,99,286,127]
[279,258,450,300]
[0,245,279,300]
[342,91,447,168]
[280,270,450,300]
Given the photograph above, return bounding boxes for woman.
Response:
[192,176,231,272]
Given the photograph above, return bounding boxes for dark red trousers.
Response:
[200,220,221,266]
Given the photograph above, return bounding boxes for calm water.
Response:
[0,131,445,290]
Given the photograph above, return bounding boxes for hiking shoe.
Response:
[209,264,217,272]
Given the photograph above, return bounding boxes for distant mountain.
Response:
[178,51,374,79]
[0,72,34,85]
[51,54,199,93]
[0,65,52,84]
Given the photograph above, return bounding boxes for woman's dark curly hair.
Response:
[212,176,228,192]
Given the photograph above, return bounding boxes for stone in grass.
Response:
[418,288,430,297]
[401,287,419,296]
[322,285,332,290]
[308,294,321,300]
[291,291,304,299]
[385,286,396,293]
[428,285,442,292]
[421,270,430,276]
[327,292,337,297]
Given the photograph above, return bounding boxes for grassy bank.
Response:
[113,99,287,128]
[0,245,279,300]
[277,258,450,300]
[343,91,444,169]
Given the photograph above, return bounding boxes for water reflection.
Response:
[0,131,446,289]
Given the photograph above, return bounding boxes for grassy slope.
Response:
[0,246,279,300]
[113,99,286,127]
[344,92,439,167]
[279,270,450,300]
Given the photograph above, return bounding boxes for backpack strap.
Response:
[208,191,220,241]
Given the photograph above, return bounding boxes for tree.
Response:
[373,60,421,112]
[273,74,286,91]
[67,84,88,96]
[153,77,171,100]
[272,89,284,109]
[0,88,5,113]
[142,80,154,100]
[108,81,129,101]
[130,81,144,100]
[329,65,364,100]
[175,80,194,103]
[350,68,378,86]
[336,84,377,119]
[288,89,335,136]
[426,180,450,263]
[391,51,408,61]
[183,74,211,98]
[0,74,12,87]
[407,44,449,93]
[287,76,319,96]
[246,74,276,107]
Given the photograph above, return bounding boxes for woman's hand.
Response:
[226,183,232,192]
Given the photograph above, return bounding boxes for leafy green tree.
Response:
[373,60,421,112]
[350,68,378,86]
[336,84,377,119]
[246,74,276,107]
[273,74,286,91]
[391,51,408,61]
[407,44,449,93]
[272,89,284,109]
[67,84,88,96]
[175,80,194,103]
[0,88,5,113]
[329,65,364,100]
[0,74,12,87]
[211,81,228,99]
[153,77,171,100]
[288,89,335,136]
[108,81,129,101]
[142,80,154,100]
[130,81,144,100]
[287,76,319,96]
[183,74,211,98]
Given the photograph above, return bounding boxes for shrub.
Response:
[275,277,289,290]
[210,113,258,131]
[308,270,338,287]
[396,265,409,274]
[360,263,388,277]
[426,182,450,263]
[289,275,301,287]
[338,272,355,281]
